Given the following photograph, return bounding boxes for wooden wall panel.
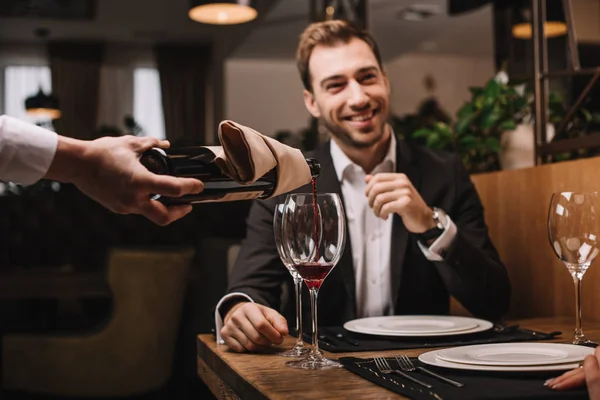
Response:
[469,156,600,321]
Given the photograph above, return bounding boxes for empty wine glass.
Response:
[282,193,346,370]
[548,191,600,345]
[273,203,310,357]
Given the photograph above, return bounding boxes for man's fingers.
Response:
[365,173,407,193]
[228,327,269,352]
[370,188,411,215]
[139,200,192,226]
[162,204,194,224]
[223,334,245,353]
[233,303,287,346]
[143,173,204,197]
[220,324,250,352]
[225,305,280,351]
[220,303,288,353]
[379,198,410,221]
[130,136,161,152]
[372,191,399,217]
[366,181,400,205]
[260,305,289,336]
[240,305,285,344]
[156,140,171,149]
[231,314,273,348]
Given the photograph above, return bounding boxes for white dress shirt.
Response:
[0,115,58,185]
[330,135,395,317]
[329,134,457,318]
[214,133,458,343]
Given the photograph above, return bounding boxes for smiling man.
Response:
[215,20,511,353]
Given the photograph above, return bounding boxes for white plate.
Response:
[343,315,493,337]
[435,343,593,366]
[419,348,587,372]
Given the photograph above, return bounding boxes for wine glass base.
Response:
[277,344,311,357]
[573,339,599,348]
[285,354,342,370]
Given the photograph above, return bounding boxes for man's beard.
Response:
[321,118,385,149]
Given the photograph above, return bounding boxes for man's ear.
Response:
[303,89,321,118]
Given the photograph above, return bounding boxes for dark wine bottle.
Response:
[140,146,321,205]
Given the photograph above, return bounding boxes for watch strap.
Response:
[416,207,447,243]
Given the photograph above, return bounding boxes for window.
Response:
[3,65,52,125]
[133,68,165,140]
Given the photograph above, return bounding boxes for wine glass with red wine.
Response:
[273,203,311,357]
[282,193,346,370]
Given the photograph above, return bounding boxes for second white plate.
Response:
[435,343,593,366]
[419,348,586,372]
[343,315,493,337]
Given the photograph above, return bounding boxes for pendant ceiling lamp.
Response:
[24,88,61,119]
[447,0,567,40]
[188,0,257,25]
[512,1,567,39]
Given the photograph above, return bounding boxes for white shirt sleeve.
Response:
[0,115,58,185]
[214,292,255,344]
[417,213,458,262]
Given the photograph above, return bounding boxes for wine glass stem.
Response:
[573,276,585,342]
[293,276,303,345]
[309,287,321,355]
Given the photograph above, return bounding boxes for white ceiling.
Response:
[231,0,494,60]
[0,0,494,61]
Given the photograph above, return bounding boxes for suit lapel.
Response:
[314,142,357,316]
[314,137,422,316]
[391,138,421,308]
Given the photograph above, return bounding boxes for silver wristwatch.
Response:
[432,207,448,230]
[417,207,447,242]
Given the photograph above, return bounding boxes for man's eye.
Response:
[327,83,344,90]
[361,73,376,82]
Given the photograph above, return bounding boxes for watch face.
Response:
[433,208,447,229]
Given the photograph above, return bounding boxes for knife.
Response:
[335,333,360,346]
[318,337,336,348]
[320,334,360,347]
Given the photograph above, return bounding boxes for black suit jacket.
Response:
[225,138,511,327]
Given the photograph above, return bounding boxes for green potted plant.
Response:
[402,74,530,174]
[394,73,600,173]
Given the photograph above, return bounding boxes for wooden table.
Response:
[197,317,600,400]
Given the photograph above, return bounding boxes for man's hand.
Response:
[46,135,204,226]
[364,172,435,233]
[546,346,600,398]
[220,302,289,353]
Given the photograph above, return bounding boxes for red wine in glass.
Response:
[294,262,335,290]
[311,177,320,261]
[282,192,346,370]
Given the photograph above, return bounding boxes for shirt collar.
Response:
[330,127,397,182]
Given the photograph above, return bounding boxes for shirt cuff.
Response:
[0,115,58,185]
[417,213,458,261]
[214,292,254,344]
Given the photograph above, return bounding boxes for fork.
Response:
[373,357,433,389]
[396,355,464,388]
